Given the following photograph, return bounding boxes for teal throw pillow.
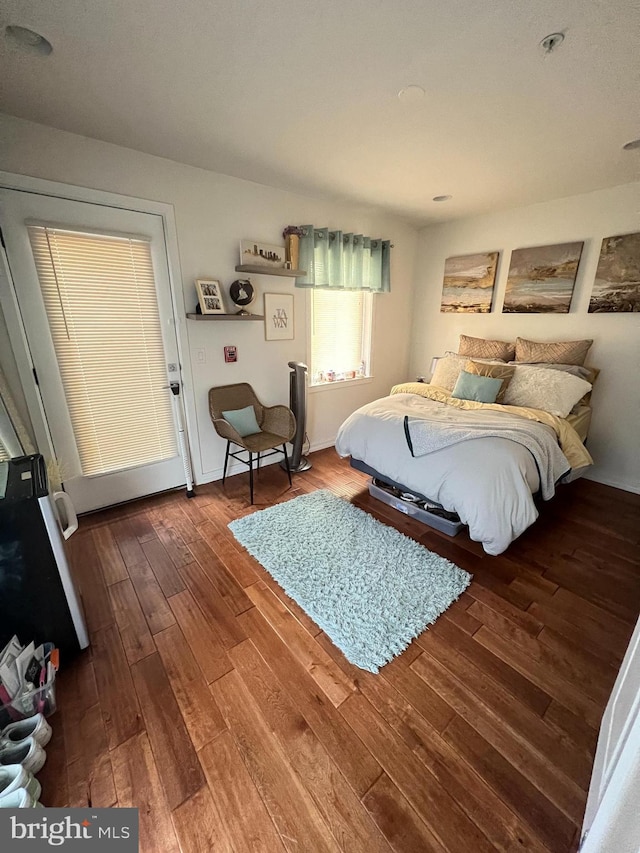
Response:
[222,405,261,437]
[452,370,502,404]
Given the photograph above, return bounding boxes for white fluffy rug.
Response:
[228,490,471,673]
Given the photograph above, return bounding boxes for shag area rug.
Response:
[228,490,471,673]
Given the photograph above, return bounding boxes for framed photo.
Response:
[195,279,226,314]
[264,293,294,341]
[240,240,286,270]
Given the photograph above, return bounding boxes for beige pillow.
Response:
[431,354,466,391]
[515,337,593,366]
[465,360,515,403]
[459,334,515,362]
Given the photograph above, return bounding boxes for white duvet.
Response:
[335,392,571,556]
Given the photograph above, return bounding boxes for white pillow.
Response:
[503,365,592,417]
[431,352,504,392]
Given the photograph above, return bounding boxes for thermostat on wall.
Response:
[224,345,238,363]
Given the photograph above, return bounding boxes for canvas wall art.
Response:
[589,232,640,312]
[440,252,499,313]
[503,242,583,313]
[240,240,286,269]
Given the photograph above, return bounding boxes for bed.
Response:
[335,350,595,556]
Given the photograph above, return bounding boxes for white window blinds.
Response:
[310,289,371,384]
[27,226,177,476]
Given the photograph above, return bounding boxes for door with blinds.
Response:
[0,189,185,513]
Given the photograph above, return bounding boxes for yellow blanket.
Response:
[391,382,593,471]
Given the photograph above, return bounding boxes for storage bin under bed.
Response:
[368,479,465,537]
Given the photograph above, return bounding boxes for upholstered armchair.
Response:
[208,383,296,504]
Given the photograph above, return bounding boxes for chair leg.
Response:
[282,444,292,488]
[249,452,254,504]
[256,452,260,473]
[222,441,230,484]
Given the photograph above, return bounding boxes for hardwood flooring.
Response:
[41,449,640,852]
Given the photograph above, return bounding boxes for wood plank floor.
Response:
[41,449,640,852]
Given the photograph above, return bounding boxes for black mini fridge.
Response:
[0,454,89,660]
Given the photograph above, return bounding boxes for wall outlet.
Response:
[195,348,206,364]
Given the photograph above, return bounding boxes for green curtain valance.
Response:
[296,226,391,292]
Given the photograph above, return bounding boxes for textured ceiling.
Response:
[1,0,639,225]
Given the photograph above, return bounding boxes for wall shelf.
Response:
[186,313,264,321]
[234,264,305,277]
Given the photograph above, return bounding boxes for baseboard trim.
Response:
[582,472,640,495]
[197,440,338,486]
[308,438,337,453]
[198,452,282,486]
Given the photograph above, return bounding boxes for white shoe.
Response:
[0,765,41,802]
[0,738,46,775]
[1,714,52,748]
[0,788,43,807]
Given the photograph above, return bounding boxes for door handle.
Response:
[52,490,79,540]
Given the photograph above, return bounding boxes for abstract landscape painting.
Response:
[589,232,640,312]
[440,252,499,313]
[503,242,583,313]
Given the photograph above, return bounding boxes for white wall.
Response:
[0,113,417,484]
[410,182,640,493]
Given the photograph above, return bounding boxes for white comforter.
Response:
[335,393,570,555]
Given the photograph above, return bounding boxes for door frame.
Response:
[0,171,199,495]
[581,616,640,851]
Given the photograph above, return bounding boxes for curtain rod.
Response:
[302,228,394,248]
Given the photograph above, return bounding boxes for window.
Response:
[27,225,177,476]
[310,289,372,385]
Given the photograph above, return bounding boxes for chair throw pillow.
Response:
[452,370,502,404]
[464,360,515,403]
[222,405,261,437]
